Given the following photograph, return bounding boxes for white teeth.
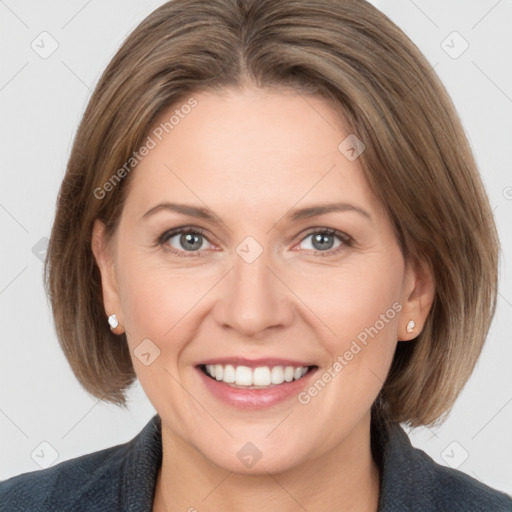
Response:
[223,364,236,383]
[235,366,253,386]
[284,366,294,382]
[203,364,310,388]
[253,367,271,386]
[271,366,285,385]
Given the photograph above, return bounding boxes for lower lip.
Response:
[196,366,318,409]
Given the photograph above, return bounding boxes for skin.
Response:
[92,85,435,512]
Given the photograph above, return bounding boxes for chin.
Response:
[201,440,308,476]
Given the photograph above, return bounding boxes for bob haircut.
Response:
[44,0,499,427]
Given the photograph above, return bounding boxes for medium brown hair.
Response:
[44,0,499,427]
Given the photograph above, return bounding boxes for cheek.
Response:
[297,252,402,334]
[115,251,226,372]
[115,251,201,349]
[290,260,402,435]
[115,256,213,405]
[306,254,403,375]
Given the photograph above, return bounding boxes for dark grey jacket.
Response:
[1,414,511,511]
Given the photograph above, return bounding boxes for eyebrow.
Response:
[141,201,372,223]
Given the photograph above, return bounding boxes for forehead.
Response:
[125,87,383,220]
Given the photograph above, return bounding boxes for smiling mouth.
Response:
[198,364,318,389]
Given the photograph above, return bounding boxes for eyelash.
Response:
[157,226,353,258]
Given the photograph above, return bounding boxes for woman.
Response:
[1,0,510,510]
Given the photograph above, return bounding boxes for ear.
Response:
[91,219,124,334]
[398,257,435,341]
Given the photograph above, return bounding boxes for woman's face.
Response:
[94,86,428,474]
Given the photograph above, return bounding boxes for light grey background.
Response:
[1,0,511,496]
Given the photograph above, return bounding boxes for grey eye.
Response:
[301,232,343,251]
[167,231,208,252]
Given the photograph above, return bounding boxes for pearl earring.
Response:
[406,320,415,333]
[108,314,119,329]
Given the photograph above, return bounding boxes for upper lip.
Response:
[196,357,316,368]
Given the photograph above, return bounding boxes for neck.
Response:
[153,411,380,512]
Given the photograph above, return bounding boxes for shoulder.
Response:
[0,440,129,511]
[377,420,512,512]
[410,441,512,511]
[0,414,162,511]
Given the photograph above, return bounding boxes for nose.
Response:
[213,244,294,337]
